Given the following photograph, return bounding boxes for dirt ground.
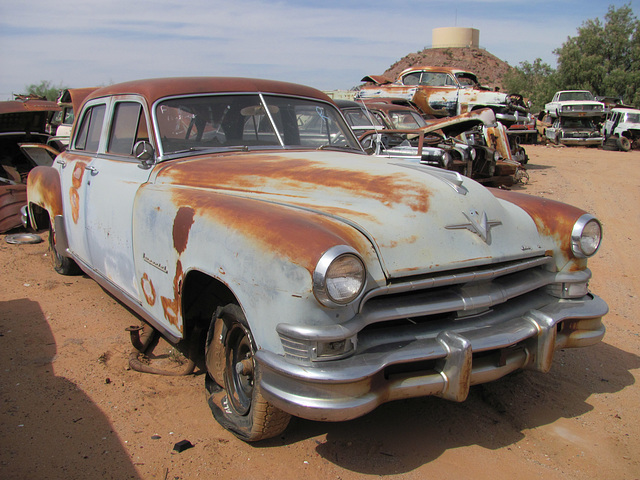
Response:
[1,144,639,480]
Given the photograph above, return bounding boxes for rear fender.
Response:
[26,166,63,230]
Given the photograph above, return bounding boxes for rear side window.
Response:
[75,104,106,153]
[107,102,149,155]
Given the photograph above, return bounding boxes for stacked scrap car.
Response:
[542,90,605,147]
[356,66,529,126]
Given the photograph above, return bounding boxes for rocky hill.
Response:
[376,47,514,91]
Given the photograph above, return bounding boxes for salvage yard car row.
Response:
[13,75,608,442]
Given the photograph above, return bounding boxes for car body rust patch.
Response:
[170,188,371,274]
[26,166,64,219]
[158,155,431,214]
[491,188,584,257]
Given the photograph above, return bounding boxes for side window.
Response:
[75,104,106,153]
[402,73,421,86]
[108,102,148,156]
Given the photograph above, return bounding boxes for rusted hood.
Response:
[360,75,394,85]
[153,151,545,277]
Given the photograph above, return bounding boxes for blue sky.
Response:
[0,0,636,99]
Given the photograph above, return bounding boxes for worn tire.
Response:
[205,304,290,441]
[617,136,631,152]
[48,224,81,275]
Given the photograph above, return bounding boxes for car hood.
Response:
[153,150,545,278]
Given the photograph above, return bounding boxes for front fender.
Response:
[132,184,383,349]
[491,189,589,272]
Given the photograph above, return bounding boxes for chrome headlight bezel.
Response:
[313,245,366,307]
[571,214,602,258]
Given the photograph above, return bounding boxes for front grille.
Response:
[358,256,554,327]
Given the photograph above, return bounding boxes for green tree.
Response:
[24,80,67,101]
[503,58,558,112]
[554,3,640,107]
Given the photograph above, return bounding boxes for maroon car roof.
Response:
[84,77,332,105]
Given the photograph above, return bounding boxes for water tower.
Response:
[432,27,480,48]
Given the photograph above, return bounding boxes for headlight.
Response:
[313,246,366,307]
[571,214,602,258]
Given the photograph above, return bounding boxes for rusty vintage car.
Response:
[26,77,607,441]
[356,66,529,126]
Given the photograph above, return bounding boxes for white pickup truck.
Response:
[544,90,605,119]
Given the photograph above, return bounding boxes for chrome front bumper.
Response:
[256,292,607,422]
[560,137,604,146]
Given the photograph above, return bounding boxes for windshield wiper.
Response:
[167,145,250,155]
[316,144,360,152]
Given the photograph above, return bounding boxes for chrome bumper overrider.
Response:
[256,293,607,422]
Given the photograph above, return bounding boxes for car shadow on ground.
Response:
[0,298,142,479]
[256,341,638,475]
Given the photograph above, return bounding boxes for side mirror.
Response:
[133,140,155,169]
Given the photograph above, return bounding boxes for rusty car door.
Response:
[58,101,108,265]
[83,99,154,300]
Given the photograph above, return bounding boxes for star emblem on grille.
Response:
[445,210,502,244]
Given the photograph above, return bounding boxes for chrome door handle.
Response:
[85,165,99,175]
[56,159,67,167]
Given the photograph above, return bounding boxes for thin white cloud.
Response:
[0,0,635,98]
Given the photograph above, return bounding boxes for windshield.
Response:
[558,91,594,101]
[455,73,479,87]
[388,110,427,129]
[624,113,640,123]
[559,117,596,128]
[342,108,385,128]
[155,94,360,155]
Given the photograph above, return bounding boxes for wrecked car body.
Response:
[602,107,640,150]
[27,77,607,442]
[0,95,60,232]
[543,117,604,146]
[338,100,524,187]
[356,66,529,126]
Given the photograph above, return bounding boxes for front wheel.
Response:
[205,304,290,441]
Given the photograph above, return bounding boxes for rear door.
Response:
[58,100,108,264]
[83,97,154,300]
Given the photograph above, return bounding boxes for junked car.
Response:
[602,106,640,150]
[0,95,60,232]
[356,66,529,126]
[543,116,604,147]
[27,77,608,441]
[544,90,605,119]
[338,100,523,187]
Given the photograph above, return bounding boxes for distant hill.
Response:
[376,47,514,91]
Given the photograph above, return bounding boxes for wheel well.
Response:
[181,270,238,338]
[29,203,50,230]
